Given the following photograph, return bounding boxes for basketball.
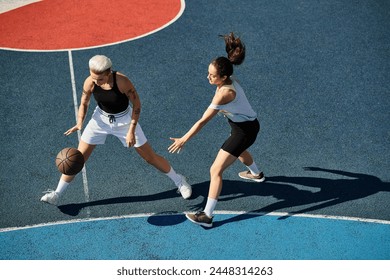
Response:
[55,147,85,175]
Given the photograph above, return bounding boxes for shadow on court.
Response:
[58,167,389,229]
[209,167,390,228]
[58,188,180,216]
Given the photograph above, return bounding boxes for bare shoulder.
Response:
[115,71,138,99]
[115,71,128,79]
[116,71,135,91]
[219,86,236,95]
[115,71,132,83]
[213,87,236,105]
[83,76,94,93]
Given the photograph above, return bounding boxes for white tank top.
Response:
[208,80,257,122]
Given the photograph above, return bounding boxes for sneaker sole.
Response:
[185,213,213,228]
[238,174,266,183]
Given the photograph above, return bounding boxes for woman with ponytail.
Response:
[169,33,265,228]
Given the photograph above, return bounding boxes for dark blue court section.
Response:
[0,0,389,261]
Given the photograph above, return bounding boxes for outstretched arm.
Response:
[169,86,234,153]
[168,107,218,153]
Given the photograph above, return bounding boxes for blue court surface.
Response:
[1,212,390,260]
[0,0,389,278]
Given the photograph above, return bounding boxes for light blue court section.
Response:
[1,213,389,260]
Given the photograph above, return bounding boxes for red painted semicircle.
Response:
[0,0,183,51]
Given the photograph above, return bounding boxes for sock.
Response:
[165,167,182,187]
[204,197,218,217]
[55,179,70,195]
[247,162,260,176]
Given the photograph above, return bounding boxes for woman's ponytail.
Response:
[211,32,246,78]
[222,32,245,65]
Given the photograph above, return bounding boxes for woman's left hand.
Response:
[126,131,136,147]
[168,137,184,153]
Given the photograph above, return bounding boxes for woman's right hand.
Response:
[168,137,185,154]
[64,125,81,136]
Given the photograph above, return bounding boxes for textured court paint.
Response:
[0,0,183,51]
[0,0,389,264]
[1,214,389,260]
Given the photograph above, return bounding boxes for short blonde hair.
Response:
[89,55,112,73]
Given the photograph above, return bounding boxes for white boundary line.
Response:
[0,0,186,52]
[0,0,186,225]
[1,211,389,233]
[0,0,41,14]
[2,1,389,233]
[67,50,91,216]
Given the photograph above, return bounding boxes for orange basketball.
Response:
[55,147,84,175]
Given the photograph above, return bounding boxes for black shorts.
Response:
[221,118,260,157]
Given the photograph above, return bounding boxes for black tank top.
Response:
[92,71,129,114]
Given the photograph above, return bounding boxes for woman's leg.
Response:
[61,140,96,183]
[41,140,96,205]
[238,150,254,166]
[135,142,192,198]
[134,142,171,173]
[186,149,236,227]
[238,150,265,182]
[208,149,238,199]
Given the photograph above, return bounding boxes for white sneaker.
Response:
[238,171,266,182]
[40,190,59,205]
[177,175,192,199]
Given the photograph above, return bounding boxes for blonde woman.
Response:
[41,55,192,205]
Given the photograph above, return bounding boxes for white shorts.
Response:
[81,106,147,148]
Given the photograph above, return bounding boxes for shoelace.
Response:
[42,189,55,194]
[195,211,205,217]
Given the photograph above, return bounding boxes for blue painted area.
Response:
[0,0,389,268]
[1,214,389,260]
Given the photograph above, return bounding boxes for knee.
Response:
[210,164,222,178]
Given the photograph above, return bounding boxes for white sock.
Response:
[165,167,182,187]
[204,197,218,217]
[247,162,260,176]
[55,179,70,195]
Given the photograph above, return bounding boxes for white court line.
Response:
[0,1,186,217]
[67,50,91,216]
[1,1,388,234]
[1,211,389,233]
[0,0,186,52]
[0,0,40,14]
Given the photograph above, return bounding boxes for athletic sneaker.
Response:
[186,211,213,228]
[238,171,266,182]
[177,175,192,199]
[40,190,59,205]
